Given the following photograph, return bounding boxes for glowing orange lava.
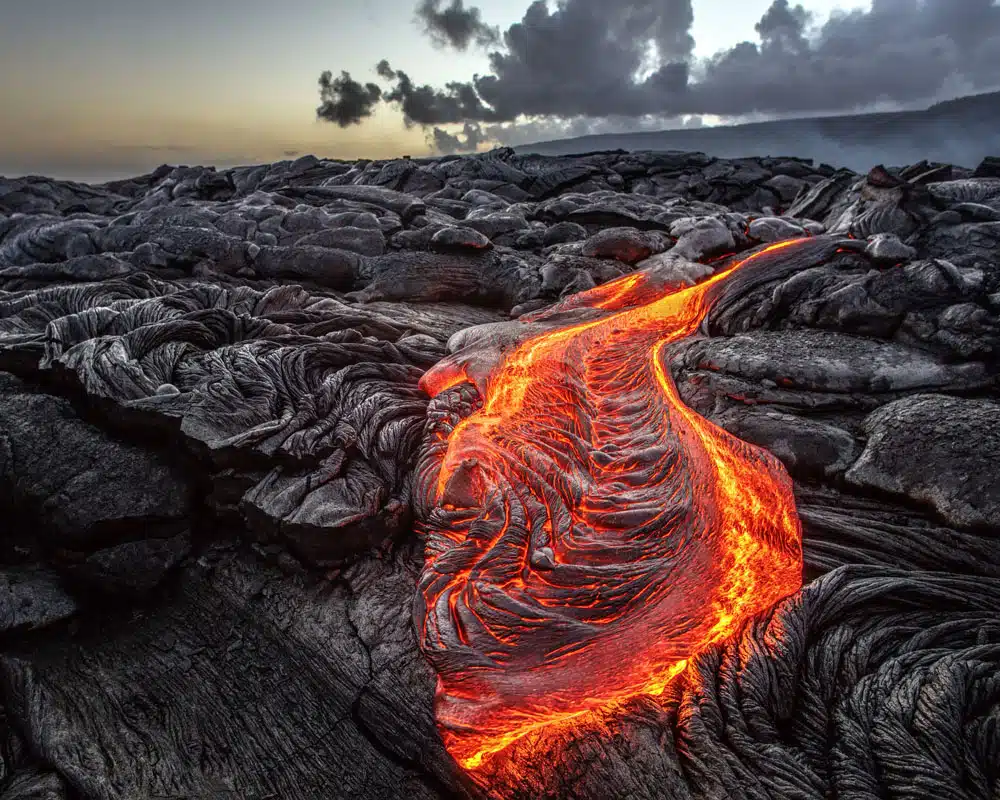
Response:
[414,240,805,771]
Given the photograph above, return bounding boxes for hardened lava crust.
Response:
[0,150,999,799]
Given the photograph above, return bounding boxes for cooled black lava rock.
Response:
[0,146,998,800]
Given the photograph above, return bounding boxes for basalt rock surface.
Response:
[0,148,999,799]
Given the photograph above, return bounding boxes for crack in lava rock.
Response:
[413,239,815,771]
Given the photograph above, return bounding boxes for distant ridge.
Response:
[514,91,1000,171]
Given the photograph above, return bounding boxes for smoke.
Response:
[318,0,1000,151]
[415,0,500,50]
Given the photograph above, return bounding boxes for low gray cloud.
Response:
[375,60,505,126]
[430,121,491,153]
[315,70,382,127]
[689,0,1000,115]
[319,0,1000,151]
[415,0,500,50]
[475,113,694,148]
[470,0,696,120]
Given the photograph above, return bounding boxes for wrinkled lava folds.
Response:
[413,240,806,770]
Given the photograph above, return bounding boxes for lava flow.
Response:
[413,239,808,771]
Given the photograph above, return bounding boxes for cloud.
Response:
[315,70,383,127]
[472,0,696,120]
[689,0,1000,115]
[375,59,505,126]
[415,0,500,50]
[430,121,491,153]
[319,0,1000,150]
[475,113,694,148]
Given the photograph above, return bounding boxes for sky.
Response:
[1,0,997,182]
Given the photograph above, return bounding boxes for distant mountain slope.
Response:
[514,91,1000,170]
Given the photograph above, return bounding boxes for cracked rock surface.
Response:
[1,147,999,799]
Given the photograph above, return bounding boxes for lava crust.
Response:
[412,239,826,769]
[4,148,1000,799]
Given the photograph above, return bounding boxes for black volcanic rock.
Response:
[0,147,998,799]
[0,375,191,552]
[847,394,1000,528]
[253,243,361,284]
[430,225,492,251]
[579,226,663,263]
[0,567,78,635]
[974,155,1000,178]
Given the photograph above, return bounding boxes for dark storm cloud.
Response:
[315,70,382,127]
[423,0,694,122]
[416,0,500,50]
[319,0,1000,149]
[472,0,696,120]
[754,0,812,50]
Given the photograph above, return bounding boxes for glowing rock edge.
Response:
[413,239,830,772]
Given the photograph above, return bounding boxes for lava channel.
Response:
[413,239,810,771]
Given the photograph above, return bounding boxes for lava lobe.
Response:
[413,240,811,770]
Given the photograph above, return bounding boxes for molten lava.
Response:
[414,240,806,771]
